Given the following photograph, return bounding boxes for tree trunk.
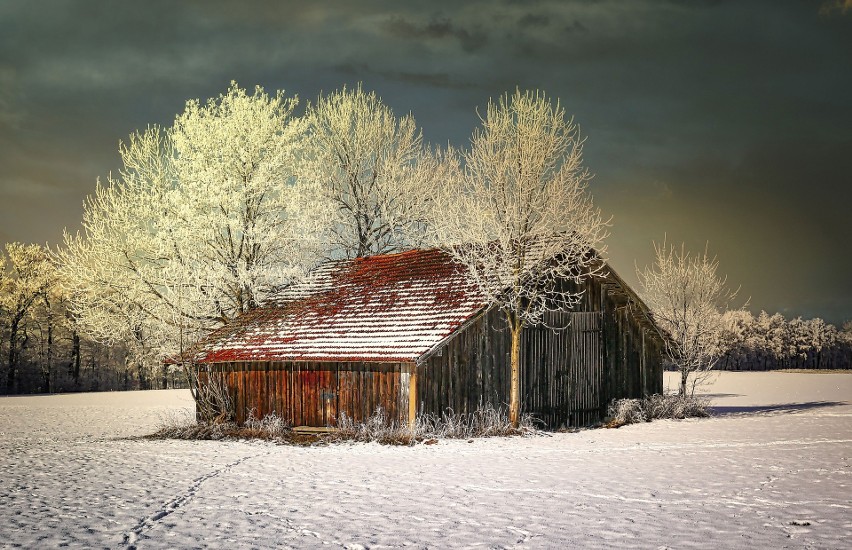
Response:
[123,352,130,391]
[43,322,53,393]
[137,361,148,390]
[69,331,81,388]
[679,368,688,397]
[90,353,98,392]
[7,316,20,394]
[509,322,521,428]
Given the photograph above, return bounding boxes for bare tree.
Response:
[303,84,432,258]
[637,241,738,396]
[0,243,56,393]
[429,89,609,426]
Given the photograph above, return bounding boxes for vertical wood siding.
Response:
[416,273,664,428]
[205,361,411,426]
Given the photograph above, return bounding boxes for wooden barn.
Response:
[191,248,666,428]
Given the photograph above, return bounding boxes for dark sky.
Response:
[1,0,850,324]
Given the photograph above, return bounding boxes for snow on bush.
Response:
[607,394,711,427]
[148,410,294,442]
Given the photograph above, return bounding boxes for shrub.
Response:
[606,394,711,427]
[243,410,291,439]
[147,410,299,442]
[642,393,711,420]
[607,398,646,426]
[332,408,415,445]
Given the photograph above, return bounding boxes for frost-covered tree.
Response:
[718,311,851,371]
[0,243,155,394]
[429,89,609,426]
[637,241,737,396]
[806,317,836,369]
[58,83,327,364]
[719,309,754,370]
[0,243,56,392]
[303,84,432,258]
[752,311,788,369]
[841,321,852,345]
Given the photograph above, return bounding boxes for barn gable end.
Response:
[416,271,664,427]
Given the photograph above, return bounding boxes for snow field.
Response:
[0,372,850,549]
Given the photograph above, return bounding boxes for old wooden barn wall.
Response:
[416,274,664,428]
[203,361,411,426]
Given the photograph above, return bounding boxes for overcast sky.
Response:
[1,0,850,324]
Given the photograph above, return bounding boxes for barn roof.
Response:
[195,248,487,364]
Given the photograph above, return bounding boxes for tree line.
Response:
[0,243,185,393]
[718,310,852,371]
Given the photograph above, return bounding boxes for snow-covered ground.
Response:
[1,372,850,549]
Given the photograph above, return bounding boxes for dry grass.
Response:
[329,404,539,445]
[145,410,319,445]
[147,404,539,446]
[606,394,711,428]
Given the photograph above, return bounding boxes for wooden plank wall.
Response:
[601,287,664,403]
[417,306,511,418]
[205,361,410,426]
[416,273,665,428]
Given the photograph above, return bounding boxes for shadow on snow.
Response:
[712,401,848,417]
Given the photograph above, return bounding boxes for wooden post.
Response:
[408,363,418,429]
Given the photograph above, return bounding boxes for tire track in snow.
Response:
[121,450,269,549]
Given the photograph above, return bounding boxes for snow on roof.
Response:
[196,248,487,364]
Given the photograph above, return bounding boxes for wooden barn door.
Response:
[292,363,339,427]
[523,311,604,427]
[567,312,604,426]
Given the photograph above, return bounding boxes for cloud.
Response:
[518,13,550,28]
[382,15,488,52]
[334,62,481,91]
[380,70,481,90]
[0,64,23,130]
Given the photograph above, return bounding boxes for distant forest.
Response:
[0,243,184,394]
[716,310,852,371]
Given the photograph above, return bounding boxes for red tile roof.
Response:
[195,248,487,364]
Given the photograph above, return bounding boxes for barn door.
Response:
[523,311,604,427]
[568,312,604,426]
[293,365,338,427]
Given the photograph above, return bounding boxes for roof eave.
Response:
[415,304,491,366]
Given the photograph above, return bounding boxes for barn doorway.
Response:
[523,311,603,427]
